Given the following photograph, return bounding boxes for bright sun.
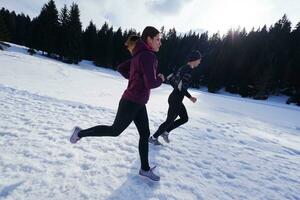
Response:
[207,0,265,34]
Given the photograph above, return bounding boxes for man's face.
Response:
[191,58,201,68]
[195,58,201,66]
[147,34,161,52]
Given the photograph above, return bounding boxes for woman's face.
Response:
[191,58,201,68]
[147,34,161,52]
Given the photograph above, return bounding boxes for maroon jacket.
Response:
[117,40,162,104]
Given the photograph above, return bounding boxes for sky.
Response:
[1,0,300,35]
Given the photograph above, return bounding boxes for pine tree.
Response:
[0,12,10,41]
[30,17,40,50]
[82,21,97,60]
[112,27,125,69]
[268,14,292,94]
[67,3,83,64]
[205,33,222,93]
[287,22,300,105]
[57,5,69,61]
[157,28,180,75]
[33,0,59,55]
[15,13,31,46]
[24,15,32,46]
[1,9,16,42]
[95,22,109,66]
[105,26,114,66]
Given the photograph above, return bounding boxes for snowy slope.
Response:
[0,43,300,200]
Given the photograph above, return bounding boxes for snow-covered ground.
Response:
[0,43,300,200]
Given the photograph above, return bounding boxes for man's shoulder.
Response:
[179,64,191,73]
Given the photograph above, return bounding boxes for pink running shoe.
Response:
[139,166,160,181]
[70,126,82,144]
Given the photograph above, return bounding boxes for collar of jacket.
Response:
[132,39,154,56]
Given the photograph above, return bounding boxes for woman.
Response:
[149,50,202,145]
[70,26,164,181]
[116,35,140,78]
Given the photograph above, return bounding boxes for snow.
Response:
[1,43,300,200]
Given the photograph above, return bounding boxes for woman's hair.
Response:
[141,26,160,42]
[125,35,140,47]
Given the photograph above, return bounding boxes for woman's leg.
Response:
[79,98,140,138]
[152,101,180,138]
[166,103,188,133]
[133,105,150,171]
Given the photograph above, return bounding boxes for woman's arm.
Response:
[140,52,162,89]
[117,59,131,79]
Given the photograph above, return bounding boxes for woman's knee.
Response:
[141,131,150,139]
[181,116,189,124]
[111,126,123,137]
[139,130,150,141]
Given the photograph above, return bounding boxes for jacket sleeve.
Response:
[117,59,131,79]
[178,68,192,98]
[140,52,162,89]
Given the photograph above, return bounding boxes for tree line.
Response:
[1,0,300,105]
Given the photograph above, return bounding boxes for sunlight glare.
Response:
[207,0,265,34]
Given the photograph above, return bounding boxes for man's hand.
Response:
[157,73,165,82]
[189,96,197,103]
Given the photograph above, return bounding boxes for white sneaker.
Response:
[70,126,82,144]
[139,166,160,181]
[161,131,170,143]
[148,136,163,145]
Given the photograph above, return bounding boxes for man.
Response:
[149,50,202,145]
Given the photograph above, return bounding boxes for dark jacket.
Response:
[117,40,162,104]
[168,64,193,98]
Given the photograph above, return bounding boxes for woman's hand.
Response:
[157,73,165,82]
[189,96,197,103]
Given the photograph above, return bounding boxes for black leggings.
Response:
[153,90,188,138]
[78,98,150,171]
